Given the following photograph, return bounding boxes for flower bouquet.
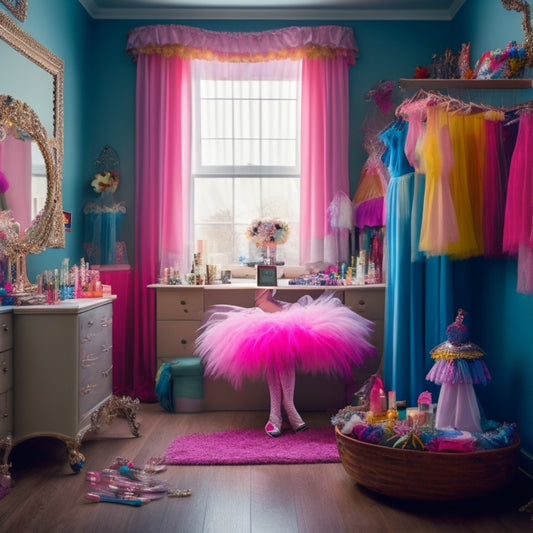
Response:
[245,218,289,265]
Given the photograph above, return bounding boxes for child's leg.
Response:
[279,367,308,432]
[265,369,282,437]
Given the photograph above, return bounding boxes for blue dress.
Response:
[381,120,452,405]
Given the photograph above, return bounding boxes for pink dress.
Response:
[503,111,533,293]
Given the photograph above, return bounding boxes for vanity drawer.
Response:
[344,287,385,320]
[0,349,12,393]
[157,320,202,358]
[0,314,13,352]
[156,289,204,320]
[80,305,113,348]
[0,390,12,438]
[79,359,112,420]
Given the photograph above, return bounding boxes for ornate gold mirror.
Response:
[0,12,65,292]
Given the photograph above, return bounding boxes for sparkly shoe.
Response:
[265,420,281,438]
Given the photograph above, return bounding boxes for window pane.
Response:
[234,139,260,166]
[194,177,233,223]
[261,100,297,138]
[195,223,235,265]
[201,99,233,139]
[234,99,260,139]
[234,178,260,223]
[201,140,233,166]
[262,140,297,167]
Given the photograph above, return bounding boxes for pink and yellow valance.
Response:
[126,24,358,64]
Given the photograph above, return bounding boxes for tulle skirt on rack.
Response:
[483,117,508,258]
[503,111,533,256]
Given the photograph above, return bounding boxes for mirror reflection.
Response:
[0,129,47,234]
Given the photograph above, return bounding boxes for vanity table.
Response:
[0,298,139,480]
[149,282,385,411]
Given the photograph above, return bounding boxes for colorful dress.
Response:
[426,309,491,432]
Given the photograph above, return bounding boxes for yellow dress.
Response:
[418,105,459,256]
[447,111,486,259]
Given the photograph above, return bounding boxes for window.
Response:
[191,59,301,266]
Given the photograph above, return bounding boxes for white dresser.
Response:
[6,298,139,473]
[0,310,13,447]
[149,283,385,411]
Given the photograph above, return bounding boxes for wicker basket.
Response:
[335,426,520,501]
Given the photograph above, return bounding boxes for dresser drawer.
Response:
[0,314,12,352]
[0,390,12,438]
[79,364,112,420]
[156,289,204,320]
[157,319,202,358]
[80,305,113,348]
[344,287,385,320]
[0,349,12,393]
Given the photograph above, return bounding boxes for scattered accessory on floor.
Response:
[144,455,167,473]
[165,427,339,465]
[85,493,150,506]
[85,456,190,503]
[168,489,193,498]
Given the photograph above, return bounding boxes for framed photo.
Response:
[257,265,277,287]
[1,0,28,22]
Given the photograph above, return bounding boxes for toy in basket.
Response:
[335,426,520,501]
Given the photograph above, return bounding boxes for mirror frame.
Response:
[0,11,64,249]
[0,95,59,258]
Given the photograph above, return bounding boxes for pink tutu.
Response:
[195,294,377,388]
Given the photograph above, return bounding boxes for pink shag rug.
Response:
[165,427,340,465]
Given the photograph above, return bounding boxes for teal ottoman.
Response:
[156,356,204,413]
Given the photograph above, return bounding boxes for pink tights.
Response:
[266,367,306,431]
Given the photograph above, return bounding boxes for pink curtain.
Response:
[300,55,351,267]
[0,135,32,233]
[132,53,191,401]
[128,25,356,401]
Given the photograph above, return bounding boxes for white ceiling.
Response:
[78,0,467,20]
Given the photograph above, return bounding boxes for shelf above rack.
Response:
[398,78,533,90]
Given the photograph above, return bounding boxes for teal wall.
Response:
[2,0,531,469]
[452,0,533,472]
[10,0,92,273]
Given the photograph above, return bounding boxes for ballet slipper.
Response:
[265,419,282,438]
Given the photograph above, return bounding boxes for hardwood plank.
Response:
[0,402,531,533]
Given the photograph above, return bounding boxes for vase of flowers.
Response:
[245,218,289,265]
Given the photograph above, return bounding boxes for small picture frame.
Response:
[257,265,277,287]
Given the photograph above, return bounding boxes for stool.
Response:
[156,357,204,413]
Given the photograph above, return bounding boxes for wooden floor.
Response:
[0,402,532,533]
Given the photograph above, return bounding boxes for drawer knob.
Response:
[180,339,187,345]
[2,324,8,332]
[2,413,8,419]
[2,366,7,374]
[180,300,186,305]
